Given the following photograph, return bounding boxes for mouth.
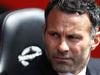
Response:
[52,56,73,62]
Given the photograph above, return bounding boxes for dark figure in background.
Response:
[19,0,100,75]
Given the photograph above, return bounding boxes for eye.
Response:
[67,35,82,42]
[48,32,60,38]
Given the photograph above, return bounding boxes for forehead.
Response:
[47,8,91,32]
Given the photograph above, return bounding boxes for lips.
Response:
[52,56,72,62]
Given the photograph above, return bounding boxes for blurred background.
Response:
[0,0,100,58]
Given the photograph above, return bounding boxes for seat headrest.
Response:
[0,8,45,75]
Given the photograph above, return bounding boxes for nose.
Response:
[58,40,69,52]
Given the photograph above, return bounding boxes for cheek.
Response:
[81,45,91,59]
[44,36,59,60]
[44,35,58,53]
[70,41,91,57]
[69,42,91,66]
[76,42,91,59]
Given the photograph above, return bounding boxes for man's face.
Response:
[44,8,94,73]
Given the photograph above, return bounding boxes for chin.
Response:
[52,63,75,73]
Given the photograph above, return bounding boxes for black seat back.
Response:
[0,8,45,75]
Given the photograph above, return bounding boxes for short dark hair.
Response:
[45,0,100,36]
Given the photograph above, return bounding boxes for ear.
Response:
[91,31,100,50]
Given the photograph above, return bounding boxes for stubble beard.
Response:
[49,54,90,74]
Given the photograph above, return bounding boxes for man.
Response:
[19,0,100,75]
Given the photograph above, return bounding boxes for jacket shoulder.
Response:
[88,58,100,75]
